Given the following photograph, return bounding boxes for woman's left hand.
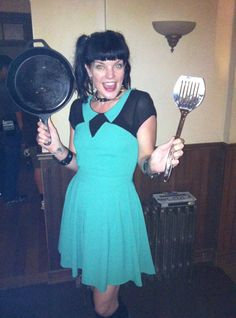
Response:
[149,137,185,173]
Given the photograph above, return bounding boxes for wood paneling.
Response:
[134,143,226,261]
[217,144,236,265]
[39,154,75,272]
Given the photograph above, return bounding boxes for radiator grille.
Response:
[143,192,196,281]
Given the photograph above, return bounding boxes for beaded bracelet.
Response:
[54,149,73,166]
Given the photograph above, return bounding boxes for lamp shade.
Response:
[152,21,196,52]
[152,21,196,36]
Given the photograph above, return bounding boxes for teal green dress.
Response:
[58,89,156,292]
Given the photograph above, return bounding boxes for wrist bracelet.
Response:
[142,157,160,179]
[54,149,73,166]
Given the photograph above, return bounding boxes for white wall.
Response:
[227,5,236,144]
[106,0,235,144]
[6,0,236,146]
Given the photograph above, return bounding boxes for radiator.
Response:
[143,192,196,281]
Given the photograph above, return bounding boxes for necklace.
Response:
[93,89,123,103]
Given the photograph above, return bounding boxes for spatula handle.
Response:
[175,110,189,138]
[163,110,188,182]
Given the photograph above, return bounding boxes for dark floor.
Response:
[0,263,236,318]
[0,161,48,288]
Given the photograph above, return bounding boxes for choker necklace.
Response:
[93,89,123,103]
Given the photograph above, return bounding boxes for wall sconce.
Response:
[152,21,196,52]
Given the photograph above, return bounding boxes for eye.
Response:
[115,62,124,69]
[94,63,104,70]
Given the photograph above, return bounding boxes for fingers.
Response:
[171,138,184,165]
[167,136,175,147]
[172,138,184,151]
[171,151,182,167]
[173,137,185,146]
[171,158,179,167]
[163,137,184,152]
[37,119,52,147]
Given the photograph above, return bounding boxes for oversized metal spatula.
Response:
[163,75,206,182]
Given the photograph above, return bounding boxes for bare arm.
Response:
[137,115,157,171]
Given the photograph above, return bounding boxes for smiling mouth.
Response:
[103,82,116,91]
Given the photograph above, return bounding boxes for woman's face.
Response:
[86,59,125,99]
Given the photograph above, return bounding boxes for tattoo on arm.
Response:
[52,146,66,155]
[56,147,64,153]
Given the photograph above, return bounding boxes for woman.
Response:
[0,55,26,206]
[37,30,184,318]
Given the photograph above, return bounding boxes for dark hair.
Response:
[74,30,131,102]
[0,55,12,70]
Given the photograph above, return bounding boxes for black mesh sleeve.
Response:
[69,99,84,129]
[133,91,157,133]
[112,90,157,136]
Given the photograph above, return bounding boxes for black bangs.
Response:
[84,30,130,64]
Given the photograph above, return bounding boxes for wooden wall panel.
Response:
[39,154,75,273]
[217,144,236,265]
[134,143,226,261]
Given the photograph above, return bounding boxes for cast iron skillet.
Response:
[7,39,75,124]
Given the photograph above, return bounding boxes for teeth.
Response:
[104,82,115,88]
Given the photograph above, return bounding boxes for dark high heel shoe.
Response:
[95,299,129,318]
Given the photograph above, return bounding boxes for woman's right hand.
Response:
[37,117,62,153]
[37,117,78,171]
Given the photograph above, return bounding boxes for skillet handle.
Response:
[39,114,52,146]
[26,39,51,49]
[39,114,50,126]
